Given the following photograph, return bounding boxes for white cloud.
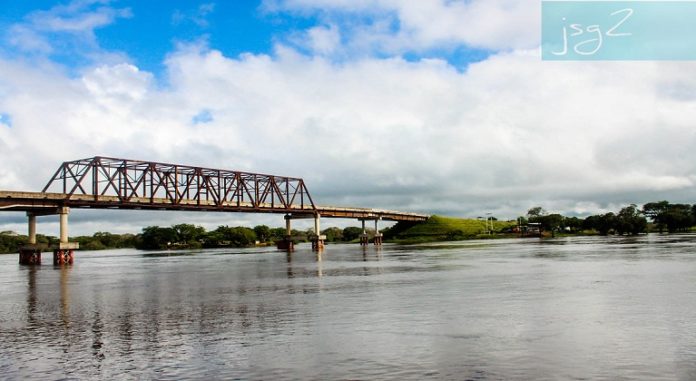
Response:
[266,0,540,53]
[29,7,130,33]
[2,41,696,235]
[172,3,216,28]
[5,0,131,59]
[7,25,54,53]
[305,24,341,55]
[82,63,152,102]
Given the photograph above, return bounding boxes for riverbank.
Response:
[4,212,696,254]
[383,215,517,244]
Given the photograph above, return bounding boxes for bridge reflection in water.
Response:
[0,156,428,264]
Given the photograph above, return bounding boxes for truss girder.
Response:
[41,156,316,212]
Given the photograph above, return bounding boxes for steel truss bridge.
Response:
[0,156,427,221]
[0,156,428,262]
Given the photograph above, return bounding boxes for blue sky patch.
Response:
[192,109,213,125]
[0,0,484,76]
[0,113,12,127]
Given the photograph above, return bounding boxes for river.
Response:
[1,234,695,380]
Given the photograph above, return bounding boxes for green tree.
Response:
[342,226,364,241]
[643,201,670,232]
[527,207,545,218]
[582,215,599,231]
[72,232,138,251]
[213,226,257,247]
[291,229,309,242]
[539,214,565,237]
[583,213,616,235]
[253,225,272,242]
[642,201,670,221]
[269,227,287,241]
[93,232,118,247]
[527,207,564,236]
[0,232,28,254]
[118,234,138,247]
[564,217,583,233]
[202,230,224,247]
[172,224,205,243]
[643,201,694,233]
[137,226,177,250]
[321,227,343,242]
[597,213,617,235]
[661,204,693,233]
[616,204,647,235]
[81,239,107,250]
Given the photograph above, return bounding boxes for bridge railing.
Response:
[41,156,316,211]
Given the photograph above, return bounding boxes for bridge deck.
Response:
[0,191,428,222]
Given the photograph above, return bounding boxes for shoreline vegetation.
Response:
[1,200,695,254]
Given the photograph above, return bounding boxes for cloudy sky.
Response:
[1,0,695,235]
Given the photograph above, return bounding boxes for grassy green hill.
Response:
[385,215,516,243]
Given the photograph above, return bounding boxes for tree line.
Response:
[524,200,696,236]
[0,230,137,253]
[135,224,372,250]
[0,232,51,254]
[0,223,374,253]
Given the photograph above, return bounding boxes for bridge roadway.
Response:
[0,190,428,221]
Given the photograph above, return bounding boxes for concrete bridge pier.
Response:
[28,213,37,244]
[359,219,369,246]
[311,214,325,251]
[358,217,383,246]
[277,215,294,251]
[19,209,79,265]
[373,218,383,246]
[52,207,79,265]
[277,213,325,251]
[19,213,42,265]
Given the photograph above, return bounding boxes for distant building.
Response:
[514,223,542,237]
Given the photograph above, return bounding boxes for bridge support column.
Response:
[28,213,37,245]
[19,213,42,265]
[53,207,78,265]
[277,215,294,251]
[311,214,325,251]
[59,209,68,244]
[374,218,383,246]
[360,219,369,246]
